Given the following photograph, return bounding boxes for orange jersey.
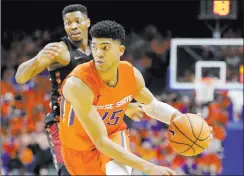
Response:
[59,60,137,151]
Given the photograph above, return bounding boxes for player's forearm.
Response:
[15,55,53,84]
[96,136,154,173]
[140,98,182,124]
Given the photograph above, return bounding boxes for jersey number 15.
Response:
[61,99,122,126]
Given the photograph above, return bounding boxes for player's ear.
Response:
[119,45,125,57]
[86,18,91,28]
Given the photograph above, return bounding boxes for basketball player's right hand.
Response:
[38,43,63,60]
[145,165,176,176]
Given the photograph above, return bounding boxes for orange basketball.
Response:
[168,113,211,156]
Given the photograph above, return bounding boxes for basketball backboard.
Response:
[169,38,243,91]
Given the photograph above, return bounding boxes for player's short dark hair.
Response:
[90,20,125,44]
[62,4,87,17]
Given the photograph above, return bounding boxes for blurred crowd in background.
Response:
[1,24,243,175]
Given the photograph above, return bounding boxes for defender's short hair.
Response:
[62,4,87,17]
[90,20,125,44]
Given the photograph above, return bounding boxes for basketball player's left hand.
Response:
[125,103,144,122]
[197,113,213,140]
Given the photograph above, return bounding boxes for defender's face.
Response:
[91,38,125,72]
[63,11,90,41]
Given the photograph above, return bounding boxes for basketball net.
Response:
[194,77,222,104]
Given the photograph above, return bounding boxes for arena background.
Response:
[1,0,243,175]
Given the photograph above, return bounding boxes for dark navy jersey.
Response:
[49,36,93,108]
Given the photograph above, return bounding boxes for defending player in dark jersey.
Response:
[15,4,143,175]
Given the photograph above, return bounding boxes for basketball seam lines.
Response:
[172,121,204,150]
[199,134,211,141]
[186,114,210,141]
[168,139,195,154]
[180,114,204,154]
[186,113,201,139]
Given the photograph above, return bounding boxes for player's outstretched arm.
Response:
[133,67,182,124]
[62,76,176,176]
[125,102,144,122]
[15,42,70,84]
[133,67,214,139]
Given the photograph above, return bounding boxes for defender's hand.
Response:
[38,43,63,60]
[125,103,144,122]
[44,111,60,129]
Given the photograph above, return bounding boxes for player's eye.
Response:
[66,21,71,26]
[92,45,97,50]
[103,46,110,50]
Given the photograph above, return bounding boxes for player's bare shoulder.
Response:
[63,76,94,104]
[47,41,71,71]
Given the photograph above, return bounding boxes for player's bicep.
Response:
[62,76,108,144]
[133,67,154,104]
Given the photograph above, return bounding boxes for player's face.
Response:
[63,11,90,41]
[91,38,125,72]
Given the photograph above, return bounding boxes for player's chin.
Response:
[95,64,107,71]
[70,35,83,41]
[96,65,105,71]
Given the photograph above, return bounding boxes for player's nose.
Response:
[71,23,78,30]
[96,50,104,58]
[96,55,104,60]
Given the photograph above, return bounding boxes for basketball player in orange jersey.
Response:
[60,20,201,175]
[15,4,143,175]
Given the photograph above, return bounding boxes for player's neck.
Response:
[97,63,119,87]
[69,36,90,55]
[79,37,89,53]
